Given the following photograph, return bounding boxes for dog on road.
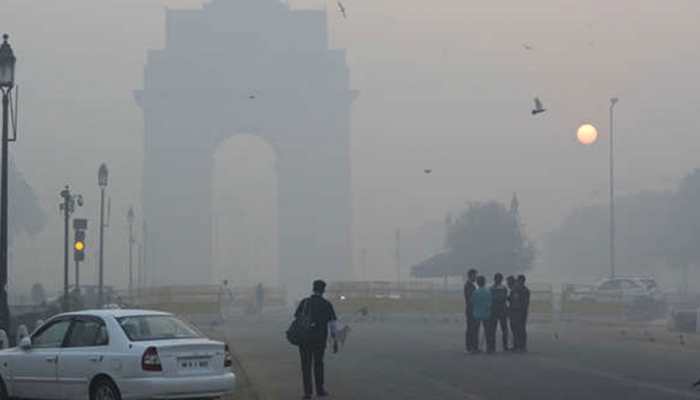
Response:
[330,324,352,348]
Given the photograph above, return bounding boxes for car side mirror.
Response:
[19,337,31,351]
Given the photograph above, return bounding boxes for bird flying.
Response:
[522,43,534,51]
[337,1,347,18]
[531,97,546,115]
[424,169,432,174]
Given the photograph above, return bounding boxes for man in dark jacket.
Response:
[506,275,516,350]
[294,280,338,399]
[509,275,531,352]
[463,268,478,353]
[488,273,509,352]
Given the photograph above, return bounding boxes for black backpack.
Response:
[286,298,312,346]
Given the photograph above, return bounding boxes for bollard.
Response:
[0,329,7,349]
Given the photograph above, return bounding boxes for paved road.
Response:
[218,312,700,400]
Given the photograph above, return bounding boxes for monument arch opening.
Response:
[212,134,278,287]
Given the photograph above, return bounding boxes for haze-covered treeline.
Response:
[8,160,45,244]
[412,197,534,278]
[542,169,700,285]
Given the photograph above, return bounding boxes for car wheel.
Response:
[91,378,121,400]
[0,378,7,400]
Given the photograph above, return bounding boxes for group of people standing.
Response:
[464,269,530,354]
[290,273,532,398]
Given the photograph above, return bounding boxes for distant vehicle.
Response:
[0,309,235,400]
[579,276,663,304]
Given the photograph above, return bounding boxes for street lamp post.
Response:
[609,97,619,279]
[127,206,134,299]
[0,34,16,333]
[98,163,108,308]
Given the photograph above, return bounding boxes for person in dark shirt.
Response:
[294,280,338,399]
[509,275,531,352]
[488,273,509,352]
[463,268,478,353]
[506,275,516,351]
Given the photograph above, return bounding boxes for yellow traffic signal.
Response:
[74,240,85,252]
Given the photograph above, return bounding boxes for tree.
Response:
[30,282,46,305]
[8,160,46,242]
[542,190,671,281]
[412,198,535,279]
[446,200,535,276]
[660,169,700,289]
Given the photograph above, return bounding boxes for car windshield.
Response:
[117,315,202,341]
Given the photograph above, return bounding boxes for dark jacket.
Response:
[464,281,477,316]
[509,285,531,316]
[294,294,337,344]
[490,284,508,317]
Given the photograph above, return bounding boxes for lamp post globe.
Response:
[98,163,109,188]
[0,34,16,89]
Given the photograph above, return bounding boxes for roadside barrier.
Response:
[326,281,554,318]
[122,284,287,322]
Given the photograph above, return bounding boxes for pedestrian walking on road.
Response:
[488,273,509,352]
[464,269,478,353]
[470,275,493,353]
[510,275,531,352]
[294,280,338,399]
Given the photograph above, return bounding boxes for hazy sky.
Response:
[2,0,700,292]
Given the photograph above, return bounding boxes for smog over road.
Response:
[2,0,700,399]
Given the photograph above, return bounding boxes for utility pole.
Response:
[360,248,367,281]
[609,97,619,279]
[444,213,452,292]
[127,206,135,298]
[137,242,143,291]
[142,219,148,288]
[395,229,401,285]
[97,163,108,308]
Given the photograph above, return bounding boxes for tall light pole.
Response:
[127,206,134,299]
[395,229,401,285]
[609,97,619,279]
[0,34,16,333]
[98,163,108,308]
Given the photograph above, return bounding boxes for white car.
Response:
[586,277,663,304]
[0,309,235,400]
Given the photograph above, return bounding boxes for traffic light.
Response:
[73,218,87,262]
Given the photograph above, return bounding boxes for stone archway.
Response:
[135,0,353,292]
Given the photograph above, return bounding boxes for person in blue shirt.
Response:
[470,275,493,354]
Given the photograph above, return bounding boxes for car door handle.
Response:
[88,356,103,362]
[45,356,58,363]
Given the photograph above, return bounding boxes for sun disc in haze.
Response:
[577,124,598,145]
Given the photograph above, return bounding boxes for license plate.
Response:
[180,359,209,369]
